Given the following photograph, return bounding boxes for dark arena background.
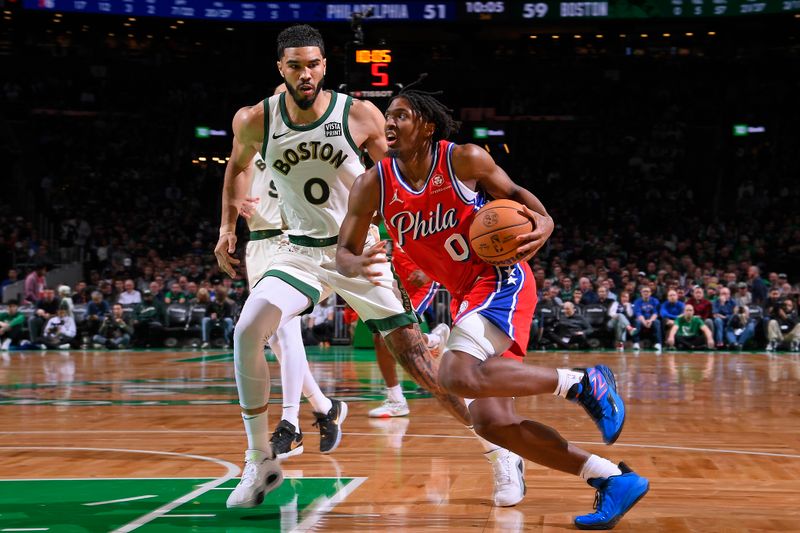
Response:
[1,1,799,531]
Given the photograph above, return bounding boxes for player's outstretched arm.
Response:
[336,169,387,284]
[452,143,555,260]
[214,105,262,277]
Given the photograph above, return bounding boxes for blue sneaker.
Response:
[567,365,625,444]
[574,462,649,530]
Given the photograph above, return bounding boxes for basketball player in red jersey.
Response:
[337,88,649,529]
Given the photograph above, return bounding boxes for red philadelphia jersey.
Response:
[378,141,491,300]
[378,141,537,358]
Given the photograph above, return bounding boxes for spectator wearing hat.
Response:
[230,280,248,306]
[767,298,800,351]
[57,285,75,319]
[734,282,752,307]
[0,300,25,350]
[665,304,714,350]
[725,305,757,350]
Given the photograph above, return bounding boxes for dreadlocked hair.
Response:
[392,74,461,142]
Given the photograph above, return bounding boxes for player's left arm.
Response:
[452,143,555,259]
[349,98,389,165]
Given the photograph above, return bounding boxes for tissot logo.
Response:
[325,122,342,137]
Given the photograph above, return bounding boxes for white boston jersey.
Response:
[247,152,282,231]
[262,91,365,239]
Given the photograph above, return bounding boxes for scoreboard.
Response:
[22,0,800,21]
[459,0,800,19]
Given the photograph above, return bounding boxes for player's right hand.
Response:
[408,269,430,288]
[235,197,260,219]
[214,232,240,278]
[358,241,389,286]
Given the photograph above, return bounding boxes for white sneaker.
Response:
[632,342,641,351]
[654,343,662,353]
[429,323,451,357]
[226,448,283,508]
[1,339,11,351]
[368,397,410,418]
[58,344,71,350]
[485,448,526,507]
[767,340,777,352]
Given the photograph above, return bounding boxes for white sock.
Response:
[242,411,271,455]
[387,384,405,402]
[426,333,441,348]
[307,389,332,415]
[579,454,622,481]
[554,369,585,398]
[281,405,299,428]
[469,426,501,453]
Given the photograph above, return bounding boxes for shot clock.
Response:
[348,48,396,99]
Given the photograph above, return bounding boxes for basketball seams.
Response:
[470,217,533,241]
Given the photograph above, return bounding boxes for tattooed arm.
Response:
[383,324,471,426]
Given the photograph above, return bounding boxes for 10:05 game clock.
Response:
[348,48,395,99]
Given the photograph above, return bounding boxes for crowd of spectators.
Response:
[1,13,797,353]
[529,264,799,352]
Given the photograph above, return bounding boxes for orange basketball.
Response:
[469,199,534,266]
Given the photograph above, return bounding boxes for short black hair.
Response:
[391,79,461,142]
[277,25,325,59]
[7,299,18,306]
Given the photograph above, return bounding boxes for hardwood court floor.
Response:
[1,347,799,532]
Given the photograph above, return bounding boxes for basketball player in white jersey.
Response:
[226,145,339,462]
[215,25,520,509]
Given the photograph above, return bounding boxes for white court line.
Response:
[290,477,367,533]
[157,514,215,518]
[2,529,50,532]
[84,495,157,506]
[3,430,800,460]
[0,447,239,533]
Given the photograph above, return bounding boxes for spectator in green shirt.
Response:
[0,300,25,350]
[666,304,714,351]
